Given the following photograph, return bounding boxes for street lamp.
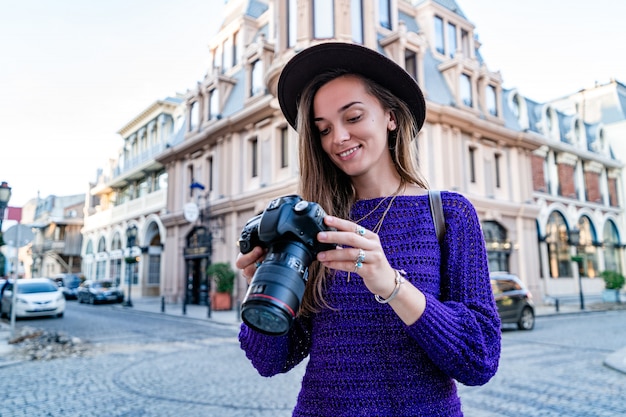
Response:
[124,224,138,307]
[569,227,585,310]
[0,181,12,249]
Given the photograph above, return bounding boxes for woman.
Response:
[237,42,501,416]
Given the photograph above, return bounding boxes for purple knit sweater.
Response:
[239,192,501,416]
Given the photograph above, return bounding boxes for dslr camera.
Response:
[239,195,336,335]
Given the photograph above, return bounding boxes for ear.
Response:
[387,113,397,131]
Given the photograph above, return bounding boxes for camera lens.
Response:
[241,241,312,335]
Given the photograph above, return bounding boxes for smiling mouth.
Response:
[339,146,360,158]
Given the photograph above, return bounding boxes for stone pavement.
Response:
[2,296,626,374]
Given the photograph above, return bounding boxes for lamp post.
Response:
[569,227,585,310]
[0,181,12,250]
[124,224,138,307]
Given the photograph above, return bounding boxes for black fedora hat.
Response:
[277,42,426,131]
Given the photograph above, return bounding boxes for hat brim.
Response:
[277,42,426,131]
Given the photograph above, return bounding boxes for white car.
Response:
[0,278,66,319]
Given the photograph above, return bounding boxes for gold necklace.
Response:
[351,182,404,224]
[347,183,405,282]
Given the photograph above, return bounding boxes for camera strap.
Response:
[428,190,446,244]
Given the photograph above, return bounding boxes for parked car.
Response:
[77,280,124,304]
[490,272,535,330]
[53,273,82,300]
[0,278,66,319]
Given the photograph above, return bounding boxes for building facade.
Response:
[81,0,625,307]
[82,95,186,298]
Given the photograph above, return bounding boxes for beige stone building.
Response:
[84,0,625,308]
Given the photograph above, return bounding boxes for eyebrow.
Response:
[314,101,363,122]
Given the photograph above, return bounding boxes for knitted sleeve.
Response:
[405,192,501,386]
[239,314,312,377]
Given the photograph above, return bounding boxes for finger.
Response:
[235,246,264,270]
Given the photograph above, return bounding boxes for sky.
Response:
[1,0,625,208]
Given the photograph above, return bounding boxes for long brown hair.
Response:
[296,70,429,315]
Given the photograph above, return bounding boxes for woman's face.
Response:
[312,75,396,180]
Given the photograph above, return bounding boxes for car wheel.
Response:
[89,295,95,305]
[518,306,535,330]
[57,311,64,318]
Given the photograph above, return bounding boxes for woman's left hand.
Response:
[316,216,397,298]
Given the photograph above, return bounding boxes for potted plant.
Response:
[600,270,625,303]
[207,262,235,310]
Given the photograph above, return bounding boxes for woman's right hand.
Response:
[235,246,267,285]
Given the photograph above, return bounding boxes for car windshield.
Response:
[93,281,115,289]
[18,282,58,294]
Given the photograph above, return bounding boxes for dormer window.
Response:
[189,101,199,131]
[250,59,264,96]
[460,73,472,107]
[208,89,220,120]
[434,15,444,55]
[486,84,497,116]
[447,22,457,58]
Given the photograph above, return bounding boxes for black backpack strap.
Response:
[428,190,446,244]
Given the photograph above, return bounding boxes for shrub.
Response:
[207,262,235,294]
[600,270,625,290]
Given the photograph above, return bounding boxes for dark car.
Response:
[54,273,82,300]
[490,272,535,330]
[77,280,124,304]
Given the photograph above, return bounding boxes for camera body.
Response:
[238,195,336,335]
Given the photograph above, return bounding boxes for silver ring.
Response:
[355,248,366,264]
[355,225,366,236]
[353,261,362,272]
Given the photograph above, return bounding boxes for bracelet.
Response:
[375,269,406,304]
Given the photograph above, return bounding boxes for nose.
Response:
[333,125,350,144]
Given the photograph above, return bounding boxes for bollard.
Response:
[161,296,165,313]
[555,298,559,312]
[207,299,212,318]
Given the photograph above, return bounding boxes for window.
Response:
[209,89,219,120]
[208,156,214,192]
[280,127,289,168]
[603,220,622,273]
[468,147,476,183]
[405,50,417,81]
[461,29,470,57]
[288,0,298,48]
[189,101,199,131]
[460,73,472,107]
[378,0,391,30]
[576,216,598,278]
[482,221,510,272]
[156,170,168,191]
[148,255,161,285]
[494,153,501,188]
[223,38,232,71]
[351,0,363,44]
[447,22,457,57]
[250,137,258,178]
[545,211,573,278]
[486,84,497,116]
[250,59,264,96]
[232,31,239,66]
[314,0,334,38]
[434,16,444,55]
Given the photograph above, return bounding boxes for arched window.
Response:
[482,221,510,272]
[545,211,573,278]
[576,216,598,278]
[603,220,622,273]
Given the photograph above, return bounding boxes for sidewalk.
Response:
[2,297,625,374]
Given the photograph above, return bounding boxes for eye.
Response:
[315,124,331,136]
[346,111,363,123]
